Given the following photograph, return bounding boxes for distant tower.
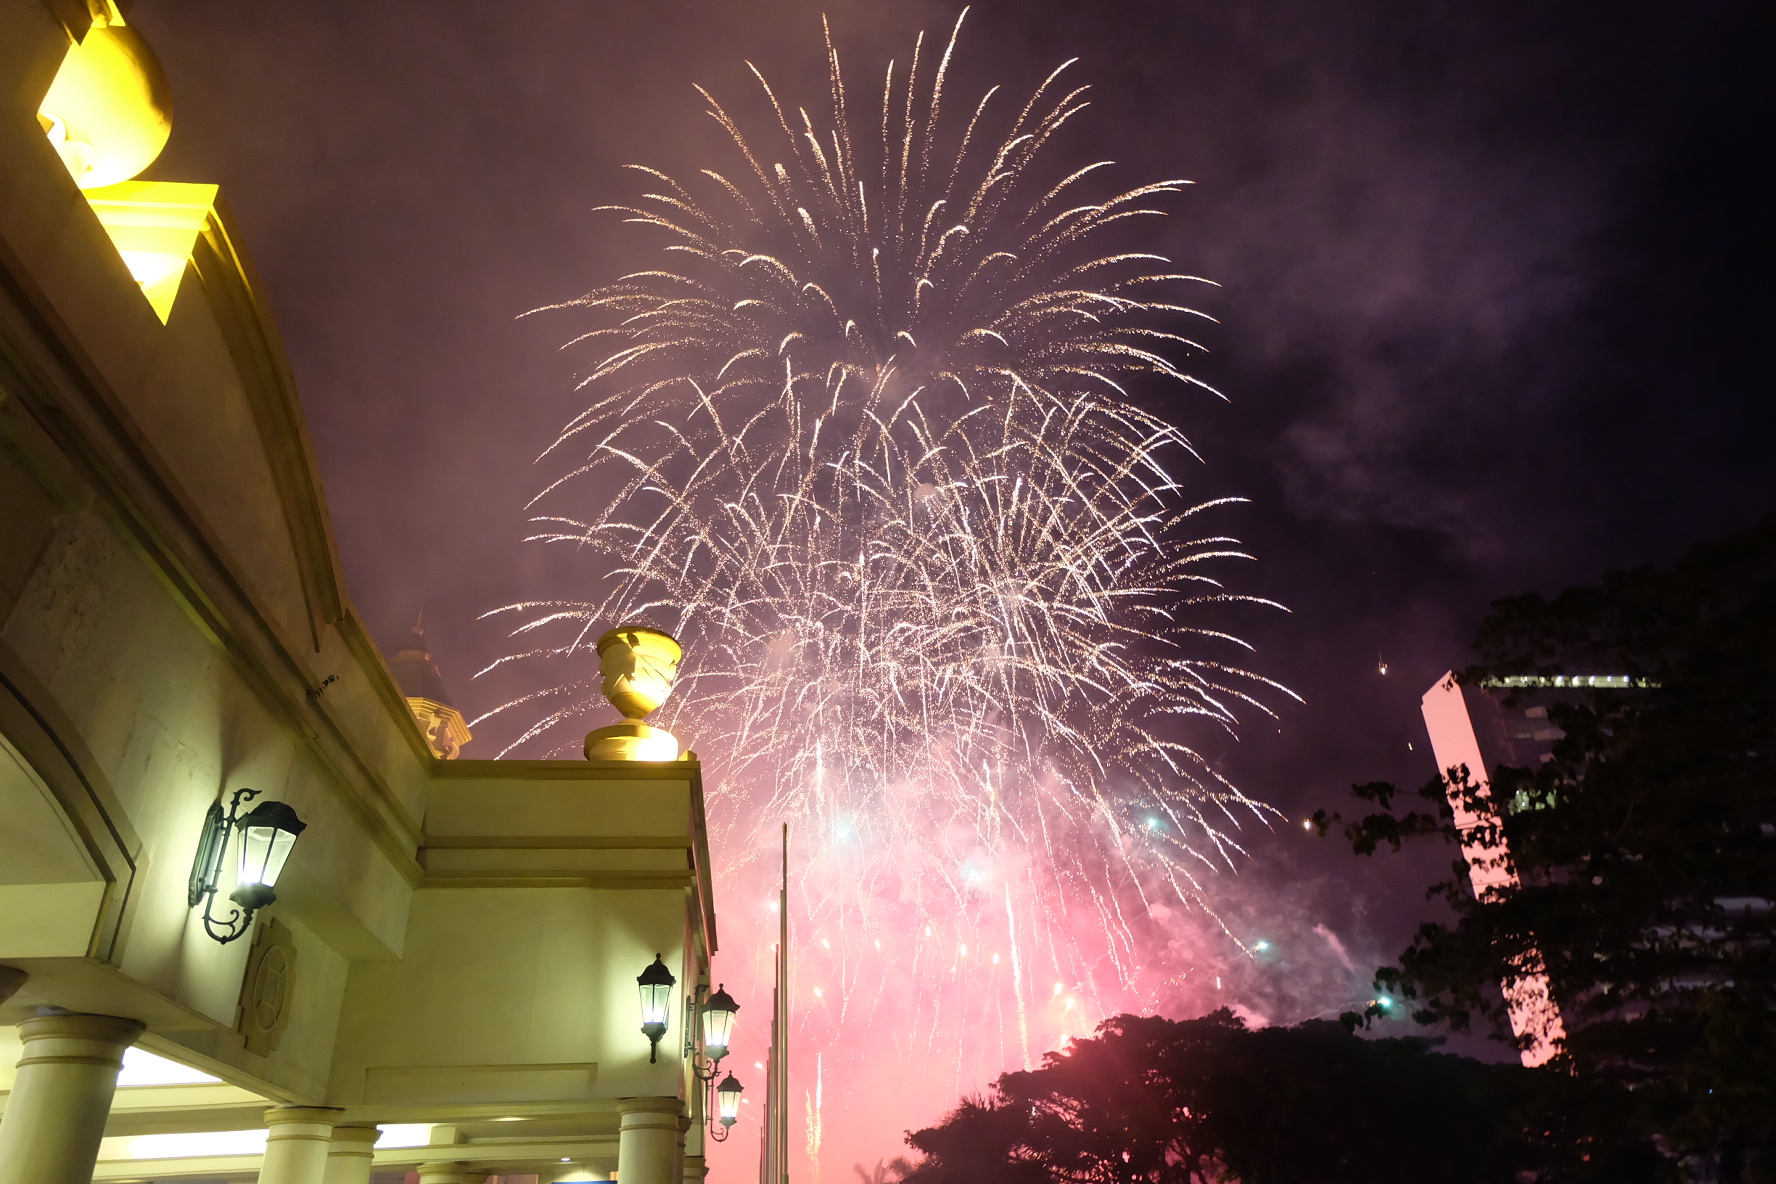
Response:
[1421,673,1566,1066]
[385,616,472,759]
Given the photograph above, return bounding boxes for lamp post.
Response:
[637,954,677,1063]
[187,788,306,945]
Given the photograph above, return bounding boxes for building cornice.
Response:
[0,185,425,882]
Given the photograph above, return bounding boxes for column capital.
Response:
[13,1012,144,1070]
[16,1011,144,1047]
[327,1125,382,1149]
[260,1107,340,1184]
[324,1123,382,1184]
[266,1105,346,1127]
[619,1096,686,1115]
[0,1012,142,1184]
[618,1095,684,1184]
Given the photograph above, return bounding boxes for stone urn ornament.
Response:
[583,625,684,761]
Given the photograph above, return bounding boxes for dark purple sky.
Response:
[134,0,1768,1141]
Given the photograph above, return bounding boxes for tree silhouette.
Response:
[1323,516,1776,1179]
[901,1010,1656,1183]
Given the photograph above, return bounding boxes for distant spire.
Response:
[384,611,470,759]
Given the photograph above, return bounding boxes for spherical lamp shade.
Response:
[228,800,305,910]
[716,1072,743,1128]
[637,954,677,1062]
[702,984,739,1062]
[38,24,173,189]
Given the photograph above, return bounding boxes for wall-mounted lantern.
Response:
[678,979,735,1072]
[187,788,306,945]
[638,954,677,1063]
[687,981,739,1077]
[715,1072,744,1135]
[687,981,742,1139]
[701,983,739,1064]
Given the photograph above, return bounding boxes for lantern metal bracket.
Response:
[188,787,265,946]
[706,1077,734,1141]
[708,1071,742,1141]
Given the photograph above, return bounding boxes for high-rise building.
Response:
[1420,673,1567,1066]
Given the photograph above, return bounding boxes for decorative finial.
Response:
[584,626,683,761]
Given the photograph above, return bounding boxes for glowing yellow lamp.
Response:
[38,16,208,325]
[39,22,173,190]
[82,181,218,323]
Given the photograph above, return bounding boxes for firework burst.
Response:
[483,7,1293,1119]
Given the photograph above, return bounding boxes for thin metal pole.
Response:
[779,822,789,1184]
[760,986,776,1184]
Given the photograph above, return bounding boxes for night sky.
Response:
[132,0,1769,1173]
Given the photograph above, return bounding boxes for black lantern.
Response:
[188,788,306,945]
[714,1072,743,1135]
[702,983,739,1064]
[686,981,741,1083]
[638,954,677,1062]
[229,800,306,910]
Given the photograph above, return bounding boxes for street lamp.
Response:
[714,1072,743,1138]
[187,788,307,945]
[638,954,677,1063]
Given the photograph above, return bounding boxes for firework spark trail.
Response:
[482,7,1295,1132]
[807,1053,823,1181]
[1006,882,1029,1070]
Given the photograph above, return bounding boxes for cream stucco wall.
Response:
[0,2,722,1177]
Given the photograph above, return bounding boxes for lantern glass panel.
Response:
[234,801,305,888]
[639,980,672,1027]
[636,954,677,1033]
[703,985,738,1057]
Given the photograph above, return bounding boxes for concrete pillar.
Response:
[682,1090,707,1184]
[259,1106,342,1184]
[417,1163,486,1184]
[674,1114,703,1184]
[322,1124,381,1184]
[545,1165,607,1184]
[0,1011,143,1184]
[618,1098,685,1184]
